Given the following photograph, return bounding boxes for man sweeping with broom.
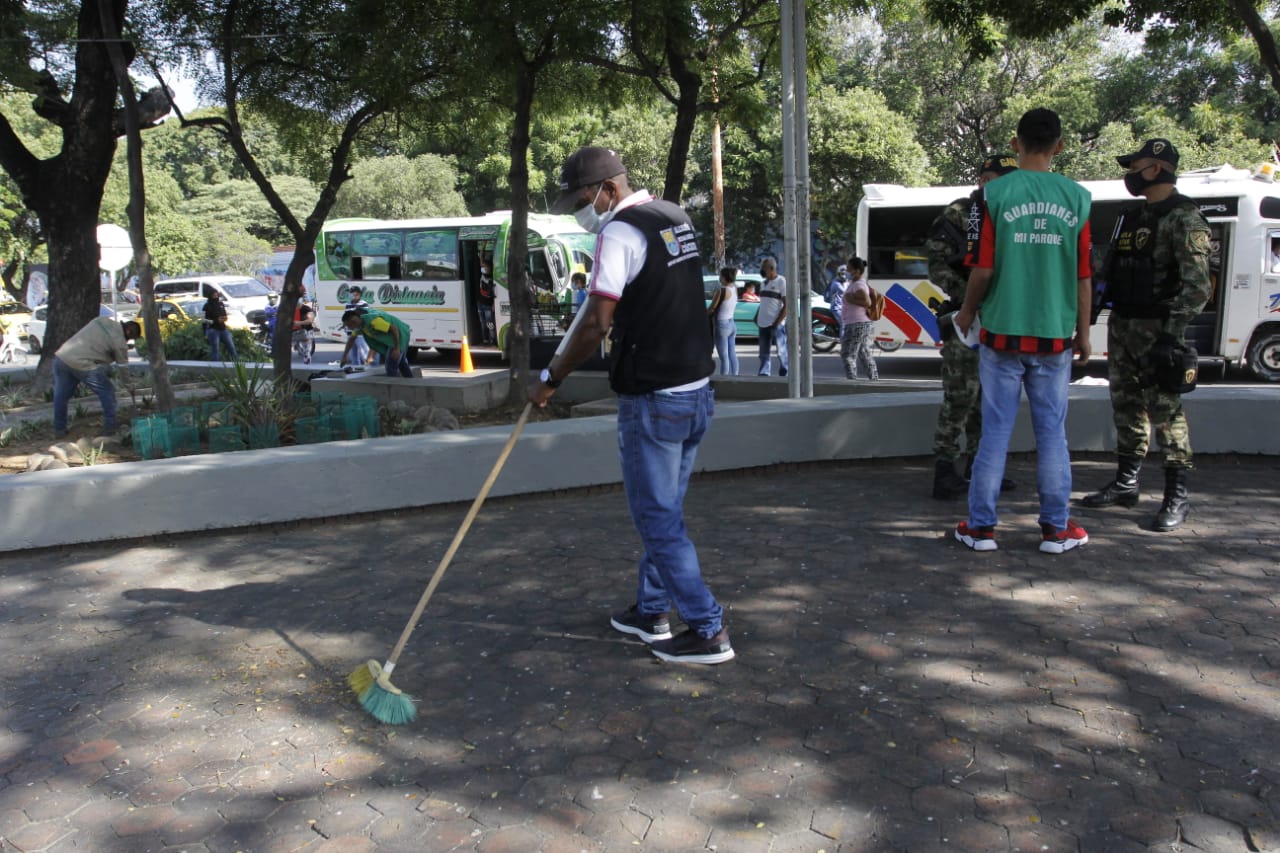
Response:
[528,145,734,665]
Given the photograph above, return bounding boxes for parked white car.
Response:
[24,304,117,354]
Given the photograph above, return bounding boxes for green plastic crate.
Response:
[247,423,280,449]
[169,424,200,455]
[169,406,199,428]
[131,415,172,460]
[295,416,331,445]
[201,402,233,433]
[207,425,245,453]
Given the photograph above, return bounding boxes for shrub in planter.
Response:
[134,318,266,362]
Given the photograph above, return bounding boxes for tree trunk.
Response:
[662,52,701,204]
[99,0,173,413]
[0,0,123,391]
[505,66,536,406]
[1228,0,1280,97]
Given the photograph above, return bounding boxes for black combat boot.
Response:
[1153,468,1190,532]
[1080,455,1142,508]
[933,459,969,499]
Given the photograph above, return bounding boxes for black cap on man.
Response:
[550,147,627,214]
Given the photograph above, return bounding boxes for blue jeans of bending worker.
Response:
[757,323,788,376]
[968,346,1073,531]
[715,318,738,375]
[384,349,413,377]
[617,383,724,639]
[206,327,237,361]
[52,357,117,436]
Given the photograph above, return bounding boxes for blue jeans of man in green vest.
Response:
[617,385,724,638]
[968,347,1072,530]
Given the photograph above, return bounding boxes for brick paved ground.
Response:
[1,452,1278,852]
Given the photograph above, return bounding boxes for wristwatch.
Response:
[540,367,562,389]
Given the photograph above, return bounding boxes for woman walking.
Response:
[841,256,879,380]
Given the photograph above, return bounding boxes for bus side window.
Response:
[1269,230,1280,273]
[528,252,553,291]
[405,230,459,280]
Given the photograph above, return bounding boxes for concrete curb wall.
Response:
[1,385,1274,552]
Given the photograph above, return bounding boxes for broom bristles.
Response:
[347,659,416,725]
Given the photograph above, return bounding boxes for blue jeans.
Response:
[968,347,1073,530]
[384,349,413,377]
[349,333,369,365]
[715,318,738,375]
[206,327,237,361]
[53,357,117,435]
[757,324,788,376]
[478,302,496,344]
[617,384,724,638]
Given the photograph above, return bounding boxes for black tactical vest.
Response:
[606,200,714,394]
[1103,193,1196,319]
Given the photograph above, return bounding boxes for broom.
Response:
[348,401,533,724]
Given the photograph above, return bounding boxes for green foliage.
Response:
[331,155,468,219]
[134,318,266,362]
[203,362,291,432]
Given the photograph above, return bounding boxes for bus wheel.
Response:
[874,338,903,353]
[406,347,421,362]
[1246,329,1280,382]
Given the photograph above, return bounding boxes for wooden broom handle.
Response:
[384,402,533,667]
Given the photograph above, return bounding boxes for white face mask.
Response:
[574,184,611,233]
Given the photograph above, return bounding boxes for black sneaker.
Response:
[650,628,735,665]
[610,605,672,643]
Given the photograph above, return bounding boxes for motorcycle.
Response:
[811,303,839,353]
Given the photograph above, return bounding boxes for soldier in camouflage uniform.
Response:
[927,154,1019,499]
[1080,139,1212,531]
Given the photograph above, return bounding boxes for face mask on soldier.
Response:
[1123,164,1174,197]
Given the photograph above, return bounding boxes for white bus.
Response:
[856,164,1280,380]
[313,212,596,359]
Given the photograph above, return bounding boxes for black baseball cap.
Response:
[549,146,627,214]
[980,153,1018,176]
[1116,138,1179,170]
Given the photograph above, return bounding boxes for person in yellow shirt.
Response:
[340,308,414,377]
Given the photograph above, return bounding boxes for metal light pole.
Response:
[780,0,811,398]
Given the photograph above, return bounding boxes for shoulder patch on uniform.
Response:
[1188,230,1211,253]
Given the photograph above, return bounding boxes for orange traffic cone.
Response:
[459,336,474,374]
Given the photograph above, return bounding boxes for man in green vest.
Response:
[341,308,414,377]
[952,108,1093,555]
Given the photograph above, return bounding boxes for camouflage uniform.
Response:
[927,196,982,464]
[1104,196,1212,468]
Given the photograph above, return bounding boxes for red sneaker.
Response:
[955,522,997,552]
[1040,520,1089,554]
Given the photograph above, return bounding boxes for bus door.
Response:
[456,237,497,348]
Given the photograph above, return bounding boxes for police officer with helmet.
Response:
[1079,138,1212,531]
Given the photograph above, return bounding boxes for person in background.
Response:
[708,266,739,375]
[952,107,1093,555]
[477,257,497,344]
[1078,138,1212,532]
[346,285,373,365]
[52,318,141,437]
[202,291,237,362]
[825,264,850,336]
[531,144,732,665]
[741,281,760,302]
[755,257,788,377]
[926,154,1020,499]
[292,298,316,364]
[341,307,414,377]
[571,271,588,311]
[840,256,879,381]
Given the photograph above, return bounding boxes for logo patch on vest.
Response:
[1134,228,1152,251]
[660,228,681,257]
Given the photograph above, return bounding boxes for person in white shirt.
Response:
[529,146,734,666]
[52,317,140,437]
[755,258,788,376]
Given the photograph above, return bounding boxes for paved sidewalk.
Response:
[1,453,1278,852]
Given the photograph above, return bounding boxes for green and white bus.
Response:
[313,212,596,359]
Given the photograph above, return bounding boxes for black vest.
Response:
[606,200,714,394]
[1103,192,1196,319]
